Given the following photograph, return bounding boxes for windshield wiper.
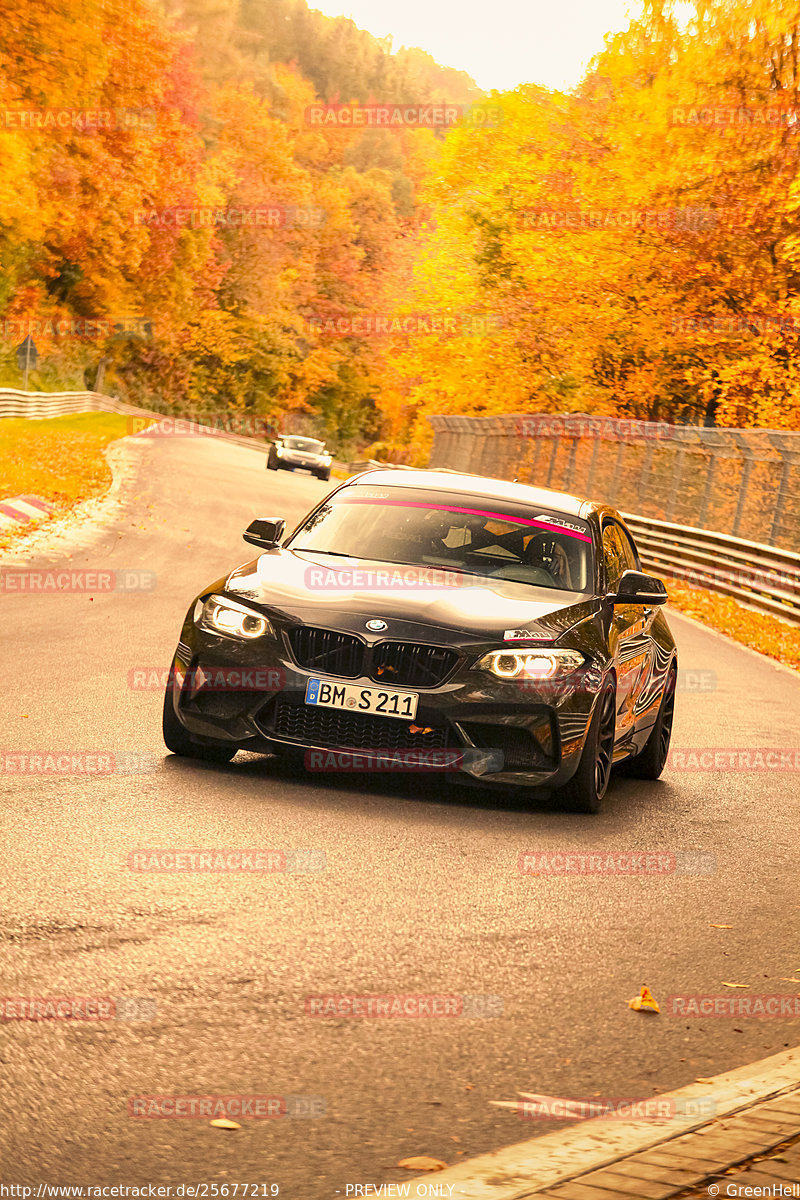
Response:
[292,548,361,558]
[292,551,478,576]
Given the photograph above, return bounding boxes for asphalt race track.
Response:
[1,435,798,1197]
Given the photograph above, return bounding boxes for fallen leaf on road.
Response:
[629,986,660,1013]
[209,1119,240,1130]
[397,1157,447,1172]
[709,924,732,929]
[721,982,749,988]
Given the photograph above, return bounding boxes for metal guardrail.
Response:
[622,513,800,625]
[0,388,152,419]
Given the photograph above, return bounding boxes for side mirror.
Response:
[607,569,668,605]
[244,517,285,549]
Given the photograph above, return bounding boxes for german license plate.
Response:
[304,678,419,720]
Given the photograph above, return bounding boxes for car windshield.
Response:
[283,437,324,452]
[290,486,594,592]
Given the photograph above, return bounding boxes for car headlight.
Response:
[194,594,274,640]
[476,648,585,680]
[275,446,283,456]
[321,454,332,463]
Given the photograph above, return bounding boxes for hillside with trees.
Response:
[1,0,799,454]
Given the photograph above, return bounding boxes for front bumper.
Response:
[275,455,328,471]
[167,618,601,791]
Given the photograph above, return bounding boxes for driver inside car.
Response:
[523,533,573,588]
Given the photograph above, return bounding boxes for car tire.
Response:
[317,469,331,481]
[266,452,277,470]
[162,675,237,762]
[556,679,616,813]
[622,663,676,780]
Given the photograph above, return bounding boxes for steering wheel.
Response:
[524,534,571,587]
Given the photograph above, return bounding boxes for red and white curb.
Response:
[0,494,54,530]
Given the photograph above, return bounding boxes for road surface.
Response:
[1,434,798,1197]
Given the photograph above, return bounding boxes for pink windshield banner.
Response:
[337,496,593,543]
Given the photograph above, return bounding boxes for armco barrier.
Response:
[0,389,151,420]
[622,514,800,624]
[0,387,343,469]
[0,389,275,456]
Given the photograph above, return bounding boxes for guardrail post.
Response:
[610,440,626,506]
[586,436,602,495]
[730,432,754,538]
[529,432,543,482]
[639,442,655,502]
[767,433,800,548]
[666,445,686,522]
[698,457,717,529]
[566,435,580,482]
[546,433,560,486]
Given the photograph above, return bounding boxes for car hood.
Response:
[223,550,598,643]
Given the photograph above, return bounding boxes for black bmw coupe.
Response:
[163,469,677,811]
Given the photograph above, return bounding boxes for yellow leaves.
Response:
[628,986,660,1013]
[379,2,800,439]
[397,1157,448,1172]
[666,579,800,671]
